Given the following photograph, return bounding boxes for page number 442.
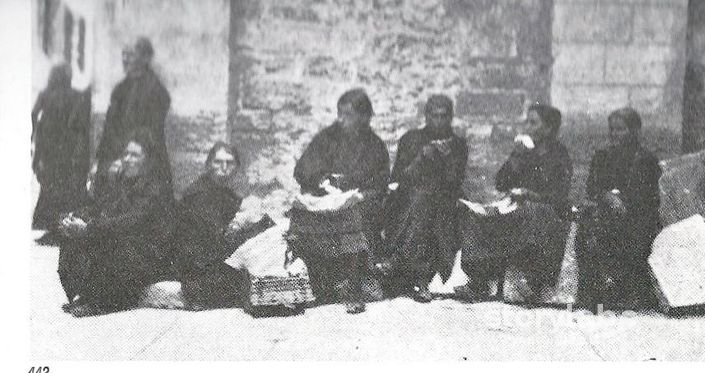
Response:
[28,367,50,373]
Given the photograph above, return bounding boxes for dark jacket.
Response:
[391,126,468,198]
[68,164,176,285]
[586,143,662,244]
[97,68,172,184]
[495,138,573,213]
[177,174,243,270]
[294,122,390,196]
[31,87,91,229]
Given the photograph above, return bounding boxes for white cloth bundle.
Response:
[225,219,308,278]
[292,181,364,213]
[458,197,518,216]
[427,250,469,295]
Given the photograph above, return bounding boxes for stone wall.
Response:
[229,0,554,216]
[92,0,230,196]
[552,0,688,127]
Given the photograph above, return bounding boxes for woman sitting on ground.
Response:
[57,129,176,317]
[175,142,271,310]
[577,107,662,312]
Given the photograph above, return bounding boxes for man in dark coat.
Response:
[57,130,176,317]
[383,95,468,302]
[461,103,572,303]
[31,63,91,235]
[290,88,390,314]
[91,37,172,198]
[578,107,662,311]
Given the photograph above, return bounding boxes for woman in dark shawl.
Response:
[461,103,573,303]
[382,95,468,302]
[31,63,90,236]
[57,129,176,317]
[175,142,248,310]
[578,107,662,311]
[289,88,390,314]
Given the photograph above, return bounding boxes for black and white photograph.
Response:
[3,0,705,367]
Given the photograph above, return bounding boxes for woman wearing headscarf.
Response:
[289,88,390,314]
[461,103,573,303]
[56,128,176,317]
[31,63,90,237]
[382,94,468,303]
[176,142,251,310]
[578,107,662,311]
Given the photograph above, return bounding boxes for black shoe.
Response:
[413,285,433,303]
[35,231,59,246]
[453,284,490,303]
[69,303,113,318]
[345,301,366,314]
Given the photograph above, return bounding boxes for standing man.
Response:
[90,37,172,198]
[383,94,468,302]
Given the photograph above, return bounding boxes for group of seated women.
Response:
[53,88,663,317]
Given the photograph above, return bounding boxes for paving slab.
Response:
[29,243,704,361]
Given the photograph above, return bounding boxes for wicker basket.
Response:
[243,272,316,312]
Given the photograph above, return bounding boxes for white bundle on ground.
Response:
[225,219,308,277]
[139,281,185,309]
[428,250,469,295]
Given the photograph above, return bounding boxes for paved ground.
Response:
[30,237,705,361]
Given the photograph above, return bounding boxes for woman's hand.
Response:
[603,191,627,215]
[59,214,88,238]
[509,188,541,203]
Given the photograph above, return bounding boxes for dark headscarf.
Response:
[47,63,72,91]
[425,94,454,117]
[608,107,642,133]
[337,88,374,119]
[529,103,562,137]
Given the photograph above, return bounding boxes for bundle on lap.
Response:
[288,88,390,314]
[458,103,573,304]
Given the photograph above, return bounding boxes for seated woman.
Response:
[289,88,390,314]
[577,107,662,311]
[175,142,258,310]
[57,129,176,317]
[460,103,573,303]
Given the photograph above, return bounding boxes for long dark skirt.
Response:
[385,191,459,293]
[58,233,173,309]
[289,232,370,304]
[576,212,658,310]
[461,201,568,296]
[33,170,86,230]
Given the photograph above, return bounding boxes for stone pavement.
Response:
[30,239,705,361]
